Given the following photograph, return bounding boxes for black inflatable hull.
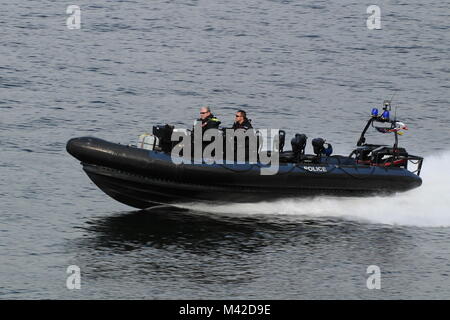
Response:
[67,137,422,209]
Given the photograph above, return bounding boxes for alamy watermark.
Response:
[65,5,381,31]
[66,265,81,290]
[366,5,381,30]
[66,5,81,30]
[366,265,381,289]
[170,124,281,175]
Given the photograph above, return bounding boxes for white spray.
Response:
[176,151,450,227]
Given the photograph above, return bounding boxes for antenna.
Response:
[383,92,398,121]
[394,103,398,122]
[391,91,399,122]
[383,92,396,111]
[390,92,396,105]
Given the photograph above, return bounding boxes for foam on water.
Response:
[177,151,450,227]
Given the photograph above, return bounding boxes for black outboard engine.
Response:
[153,124,174,153]
[291,134,307,160]
[312,138,325,156]
[312,138,333,157]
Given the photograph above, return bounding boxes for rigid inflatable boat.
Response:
[67,102,423,209]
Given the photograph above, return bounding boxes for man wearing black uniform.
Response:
[232,110,253,130]
[198,106,221,133]
[231,110,255,162]
[193,106,221,158]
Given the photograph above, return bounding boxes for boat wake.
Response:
[176,150,450,227]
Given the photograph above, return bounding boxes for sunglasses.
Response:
[235,115,242,118]
[200,112,209,114]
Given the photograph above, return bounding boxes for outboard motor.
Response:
[153,124,174,153]
[312,138,333,157]
[312,138,325,156]
[291,134,307,160]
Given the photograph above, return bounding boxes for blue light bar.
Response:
[371,108,379,117]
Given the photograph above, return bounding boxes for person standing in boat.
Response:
[232,110,253,130]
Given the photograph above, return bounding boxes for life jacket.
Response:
[232,118,253,130]
[197,114,221,131]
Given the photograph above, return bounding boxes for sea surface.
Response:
[1,0,449,299]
